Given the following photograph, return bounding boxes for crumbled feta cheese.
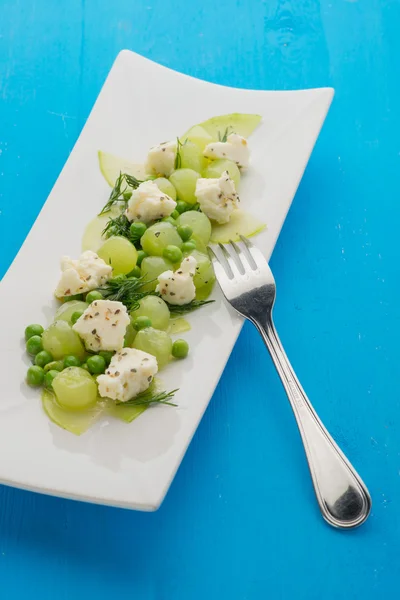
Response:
[203,133,250,168]
[97,348,158,402]
[156,256,197,305]
[55,250,112,298]
[145,140,177,177]
[195,172,239,224]
[72,300,130,352]
[125,180,176,223]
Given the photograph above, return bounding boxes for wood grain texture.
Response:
[0,0,399,598]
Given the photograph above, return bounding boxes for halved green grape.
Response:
[176,211,212,245]
[97,236,138,275]
[154,177,177,200]
[54,300,89,325]
[25,324,44,341]
[130,295,170,331]
[42,389,106,435]
[52,367,98,410]
[209,209,266,243]
[132,327,172,369]
[180,141,207,173]
[190,250,215,289]
[42,320,85,361]
[169,169,200,205]
[140,256,174,291]
[180,125,213,150]
[140,222,182,257]
[202,159,240,189]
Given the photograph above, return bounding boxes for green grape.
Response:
[169,169,200,205]
[176,211,212,245]
[202,159,240,189]
[42,320,85,360]
[153,177,177,200]
[180,141,207,173]
[54,300,89,325]
[132,327,172,369]
[98,236,138,275]
[52,367,98,410]
[130,295,170,331]
[140,222,182,257]
[140,256,174,291]
[190,250,215,289]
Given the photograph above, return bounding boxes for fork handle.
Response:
[255,317,371,529]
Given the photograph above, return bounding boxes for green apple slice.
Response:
[98,150,147,187]
[81,213,110,252]
[42,390,106,436]
[168,318,191,335]
[182,113,262,144]
[210,210,266,243]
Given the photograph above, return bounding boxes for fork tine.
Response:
[207,246,232,283]
[218,243,243,279]
[228,240,246,274]
[239,235,269,271]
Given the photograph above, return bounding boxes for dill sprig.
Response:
[99,172,143,215]
[102,213,131,239]
[117,388,178,407]
[97,275,154,311]
[174,137,187,170]
[218,127,233,143]
[167,299,214,315]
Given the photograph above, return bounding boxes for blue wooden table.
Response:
[1,1,399,597]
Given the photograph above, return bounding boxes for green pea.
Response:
[44,370,60,389]
[136,250,148,266]
[162,216,176,226]
[163,245,183,264]
[181,240,197,253]
[35,350,53,368]
[176,201,191,214]
[128,266,141,278]
[110,274,127,284]
[26,365,45,387]
[44,360,64,373]
[26,335,43,356]
[63,355,81,368]
[171,210,180,220]
[133,316,152,331]
[63,294,84,303]
[86,290,103,303]
[177,225,193,242]
[71,310,84,325]
[172,339,189,359]
[87,355,106,375]
[25,324,44,340]
[130,222,147,240]
[99,351,114,366]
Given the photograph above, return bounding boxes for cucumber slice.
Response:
[42,389,106,435]
[210,210,266,243]
[182,114,262,144]
[168,318,191,335]
[98,151,147,187]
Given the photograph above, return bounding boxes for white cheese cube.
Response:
[195,172,239,224]
[97,348,158,402]
[156,256,197,305]
[72,300,130,352]
[145,140,177,177]
[55,250,112,298]
[203,133,250,168]
[125,180,176,223]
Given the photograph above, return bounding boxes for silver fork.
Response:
[208,236,371,529]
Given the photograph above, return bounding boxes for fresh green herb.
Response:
[96,276,154,311]
[218,127,233,143]
[102,213,131,239]
[117,388,178,407]
[99,172,143,215]
[167,299,214,315]
[174,138,187,170]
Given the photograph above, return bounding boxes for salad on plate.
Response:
[23,113,265,435]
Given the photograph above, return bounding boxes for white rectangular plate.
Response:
[0,51,333,510]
